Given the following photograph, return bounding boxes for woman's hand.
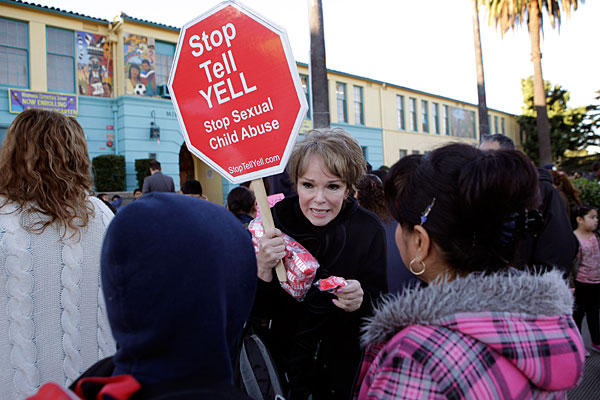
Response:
[256,228,286,282]
[332,279,363,312]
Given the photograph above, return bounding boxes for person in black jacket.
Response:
[252,129,388,399]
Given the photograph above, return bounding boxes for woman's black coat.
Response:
[250,195,387,399]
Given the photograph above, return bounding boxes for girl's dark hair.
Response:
[129,63,140,79]
[227,186,256,215]
[181,179,202,196]
[384,143,540,274]
[356,174,390,222]
[573,205,594,223]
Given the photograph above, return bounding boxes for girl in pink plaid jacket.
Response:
[355,144,585,399]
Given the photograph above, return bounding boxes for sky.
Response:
[33,0,600,115]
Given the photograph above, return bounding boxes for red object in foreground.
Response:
[315,276,348,293]
[168,1,308,184]
[27,375,141,400]
[26,383,78,400]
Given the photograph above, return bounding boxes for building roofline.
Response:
[297,62,515,117]
[120,13,179,32]
[0,0,109,24]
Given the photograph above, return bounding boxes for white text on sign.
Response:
[191,23,256,109]
[203,97,280,150]
[204,97,274,133]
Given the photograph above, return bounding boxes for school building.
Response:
[0,0,520,203]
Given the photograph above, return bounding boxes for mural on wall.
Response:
[76,31,112,97]
[124,34,156,96]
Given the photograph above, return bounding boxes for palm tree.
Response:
[309,0,330,129]
[473,0,489,138]
[482,0,580,165]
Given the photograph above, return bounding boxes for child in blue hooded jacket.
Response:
[29,193,257,399]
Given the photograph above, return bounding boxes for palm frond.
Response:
[483,0,581,33]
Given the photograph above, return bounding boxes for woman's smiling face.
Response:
[297,154,349,227]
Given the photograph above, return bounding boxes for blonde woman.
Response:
[0,109,115,398]
[253,129,387,399]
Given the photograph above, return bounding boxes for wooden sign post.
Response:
[251,179,287,282]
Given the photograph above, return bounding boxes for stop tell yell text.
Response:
[189,22,256,109]
[188,22,280,150]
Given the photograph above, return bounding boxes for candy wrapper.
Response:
[314,276,348,293]
[248,218,319,301]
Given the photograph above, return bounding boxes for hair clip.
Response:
[420,197,436,225]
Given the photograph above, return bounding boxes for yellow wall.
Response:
[331,78,380,127]
[319,69,520,166]
[194,157,223,205]
[382,131,475,166]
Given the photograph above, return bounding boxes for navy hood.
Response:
[100,193,257,384]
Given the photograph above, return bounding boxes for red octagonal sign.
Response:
[168,1,308,183]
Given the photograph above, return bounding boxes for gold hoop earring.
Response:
[409,258,426,276]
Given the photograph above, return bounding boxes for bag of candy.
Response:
[248,218,319,301]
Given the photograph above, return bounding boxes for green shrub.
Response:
[92,155,126,192]
[135,158,152,189]
[573,177,600,211]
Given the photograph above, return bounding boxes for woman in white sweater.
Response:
[0,109,116,399]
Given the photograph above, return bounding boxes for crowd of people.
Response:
[0,109,596,399]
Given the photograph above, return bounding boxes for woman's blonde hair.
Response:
[287,128,366,191]
[0,109,94,236]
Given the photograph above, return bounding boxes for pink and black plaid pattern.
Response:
[355,312,584,399]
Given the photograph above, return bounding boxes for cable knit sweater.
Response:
[0,196,116,399]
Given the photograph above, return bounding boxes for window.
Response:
[488,115,492,132]
[353,86,364,125]
[300,74,311,119]
[421,100,429,133]
[336,82,347,123]
[361,146,368,160]
[412,150,420,155]
[448,106,476,138]
[156,41,175,87]
[396,95,405,130]
[149,153,157,160]
[409,97,417,131]
[501,117,506,134]
[433,103,440,134]
[494,116,499,134]
[0,18,28,87]
[443,105,450,135]
[399,149,407,159]
[47,27,74,92]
